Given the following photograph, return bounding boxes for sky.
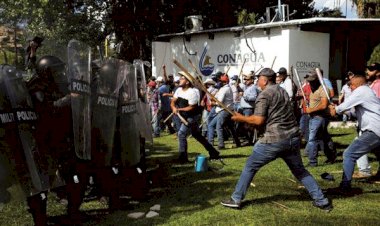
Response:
[312,0,358,18]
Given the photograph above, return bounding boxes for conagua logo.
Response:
[199,45,214,76]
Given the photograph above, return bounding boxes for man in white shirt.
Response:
[277,67,293,100]
[329,74,380,195]
[171,72,220,163]
[207,74,234,150]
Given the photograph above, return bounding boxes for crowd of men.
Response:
[147,62,380,211]
[2,36,380,223]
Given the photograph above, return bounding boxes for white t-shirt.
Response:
[279,77,293,99]
[173,87,199,106]
[215,84,233,113]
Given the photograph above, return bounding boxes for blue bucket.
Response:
[195,154,208,172]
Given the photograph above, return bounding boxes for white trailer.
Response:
[152,17,380,91]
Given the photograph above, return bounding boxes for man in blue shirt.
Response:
[156,76,175,136]
[239,72,259,145]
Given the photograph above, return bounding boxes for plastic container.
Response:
[195,154,208,172]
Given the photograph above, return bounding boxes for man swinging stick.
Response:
[170,67,221,163]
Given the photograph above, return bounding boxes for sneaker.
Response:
[352,171,372,179]
[221,198,241,208]
[312,199,333,212]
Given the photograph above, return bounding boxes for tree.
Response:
[1,0,318,63]
[353,0,380,18]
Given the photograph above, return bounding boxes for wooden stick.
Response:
[187,59,204,83]
[271,201,290,210]
[315,68,332,103]
[253,65,263,75]
[163,112,174,124]
[330,170,343,174]
[176,59,234,115]
[239,58,246,77]
[225,65,231,75]
[162,65,168,82]
[287,178,297,183]
[270,56,277,69]
[177,112,188,126]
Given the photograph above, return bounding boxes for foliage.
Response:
[368,43,380,65]
[0,0,318,63]
[0,49,20,65]
[318,8,344,17]
[353,0,380,18]
[236,9,257,25]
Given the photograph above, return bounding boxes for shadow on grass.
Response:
[330,133,352,138]
[78,138,242,225]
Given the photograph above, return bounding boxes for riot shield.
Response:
[133,60,153,144]
[118,61,141,166]
[91,58,122,166]
[0,65,50,195]
[67,40,91,160]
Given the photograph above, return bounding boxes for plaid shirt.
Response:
[254,84,299,143]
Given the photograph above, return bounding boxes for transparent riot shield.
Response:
[133,59,153,144]
[0,65,50,195]
[118,61,141,166]
[91,58,122,166]
[67,40,91,160]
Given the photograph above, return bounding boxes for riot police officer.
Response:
[28,55,87,222]
[1,64,53,226]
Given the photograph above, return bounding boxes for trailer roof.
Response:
[155,17,380,41]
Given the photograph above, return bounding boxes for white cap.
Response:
[156,76,164,82]
[174,75,180,82]
[203,78,216,85]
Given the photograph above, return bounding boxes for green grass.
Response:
[1,127,380,226]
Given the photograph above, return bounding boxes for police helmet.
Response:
[36,55,65,78]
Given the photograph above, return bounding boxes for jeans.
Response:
[355,130,371,174]
[299,114,310,142]
[305,116,336,165]
[231,136,328,206]
[172,114,181,132]
[208,110,230,148]
[341,130,380,188]
[178,116,219,158]
[152,111,160,137]
[201,110,209,137]
[239,108,254,144]
[356,155,371,174]
[233,102,241,112]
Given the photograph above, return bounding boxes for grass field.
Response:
[1,127,380,226]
